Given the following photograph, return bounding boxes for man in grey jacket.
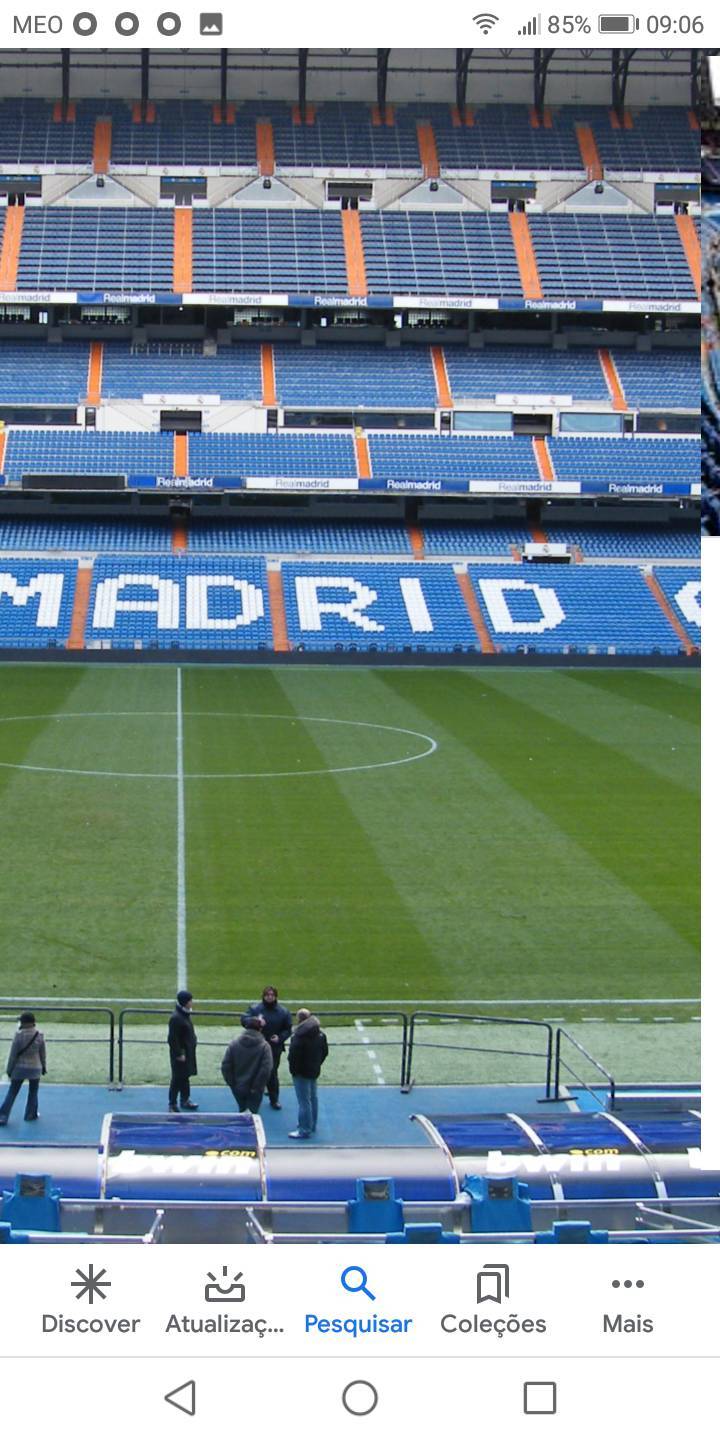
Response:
[221,1018,273,1114]
[0,1011,46,1125]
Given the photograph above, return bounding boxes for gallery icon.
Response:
[199,12,223,33]
[204,1265,245,1302]
[476,1263,510,1304]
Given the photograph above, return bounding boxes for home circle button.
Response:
[342,1381,379,1417]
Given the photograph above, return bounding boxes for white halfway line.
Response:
[176,668,187,993]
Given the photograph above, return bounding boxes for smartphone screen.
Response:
[0,3,712,1434]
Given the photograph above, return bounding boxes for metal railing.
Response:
[403,1012,554,1096]
[117,1005,408,1087]
[0,999,619,1103]
[0,1004,115,1084]
[117,1007,247,1085]
[554,1026,616,1109]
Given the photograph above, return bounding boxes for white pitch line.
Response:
[354,1018,386,1086]
[176,668,187,994]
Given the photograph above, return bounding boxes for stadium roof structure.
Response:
[0,47,700,119]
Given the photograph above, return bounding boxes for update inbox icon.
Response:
[200,12,223,33]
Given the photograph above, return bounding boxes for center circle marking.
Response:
[0,711,438,780]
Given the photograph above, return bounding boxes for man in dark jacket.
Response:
[167,989,199,1113]
[244,986,292,1110]
[287,1009,329,1139]
[221,1018,273,1114]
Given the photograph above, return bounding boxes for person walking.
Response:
[288,1009,329,1139]
[221,1018,273,1114]
[167,989,199,1113]
[0,1011,46,1126]
[243,986,292,1110]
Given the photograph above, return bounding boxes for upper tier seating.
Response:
[0,340,90,404]
[360,213,522,298]
[573,107,698,174]
[0,100,95,165]
[272,345,437,408]
[9,210,698,303]
[0,100,699,175]
[192,211,348,293]
[367,434,538,482]
[102,342,263,401]
[528,216,698,301]
[187,432,357,478]
[444,346,607,402]
[1,430,174,483]
[17,208,175,291]
[611,349,698,409]
[547,436,698,485]
[0,339,697,414]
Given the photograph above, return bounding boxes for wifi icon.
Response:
[473,11,499,30]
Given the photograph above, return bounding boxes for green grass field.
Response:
[0,663,699,1084]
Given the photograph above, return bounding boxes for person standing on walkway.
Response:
[0,1012,46,1126]
[288,1009,329,1139]
[168,989,199,1112]
[221,1018,273,1114]
[244,986,293,1110]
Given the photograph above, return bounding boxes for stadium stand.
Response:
[102,342,264,402]
[0,559,78,647]
[0,340,90,404]
[17,208,175,292]
[656,565,701,644]
[272,345,438,410]
[187,432,358,479]
[87,556,273,650]
[192,211,349,293]
[610,349,698,410]
[0,100,699,176]
[443,347,608,403]
[1,431,175,484]
[528,216,698,301]
[547,436,698,486]
[468,564,692,654]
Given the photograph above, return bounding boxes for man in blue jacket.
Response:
[244,986,292,1110]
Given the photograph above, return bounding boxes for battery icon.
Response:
[598,14,638,31]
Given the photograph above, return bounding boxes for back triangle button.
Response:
[164,1380,196,1417]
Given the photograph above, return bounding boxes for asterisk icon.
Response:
[71,1265,112,1304]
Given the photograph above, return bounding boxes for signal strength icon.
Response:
[472,12,499,31]
[518,13,540,33]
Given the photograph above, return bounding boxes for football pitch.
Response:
[0,663,699,1085]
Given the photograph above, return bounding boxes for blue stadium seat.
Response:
[281,561,478,651]
[468,564,687,654]
[2,430,174,484]
[17,208,175,292]
[102,342,263,401]
[86,557,273,650]
[0,560,77,647]
[656,566,700,644]
[273,346,437,409]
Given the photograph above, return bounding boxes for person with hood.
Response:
[243,985,292,1110]
[167,989,199,1113]
[0,1011,46,1126]
[287,1008,329,1139]
[221,1017,274,1114]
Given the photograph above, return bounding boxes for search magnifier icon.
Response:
[341,1265,376,1301]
